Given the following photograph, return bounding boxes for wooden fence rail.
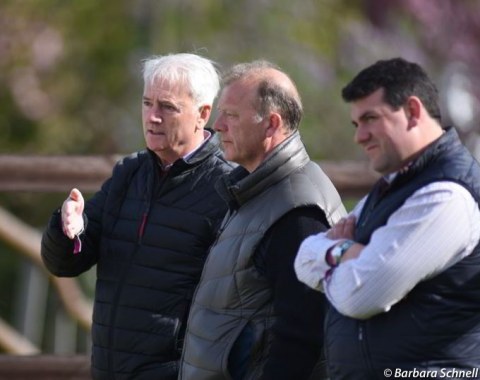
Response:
[0,155,121,193]
[0,155,378,197]
[0,355,90,380]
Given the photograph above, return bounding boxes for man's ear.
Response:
[405,96,421,129]
[265,112,282,137]
[198,105,212,127]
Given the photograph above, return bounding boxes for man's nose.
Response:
[213,116,225,132]
[149,110,163,123]
[149,106,163,123]
[354,125,369,145]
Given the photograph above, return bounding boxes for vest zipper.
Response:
[179,208,237,374]
[216,209,235,235]
[358,321,377,376]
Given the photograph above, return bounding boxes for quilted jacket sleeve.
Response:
[41,178,110,277]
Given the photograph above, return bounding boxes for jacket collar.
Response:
[216,131,310,208]
[393,126,459,188]
[147,128,221,173]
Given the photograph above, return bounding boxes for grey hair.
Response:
[142,53,220,107]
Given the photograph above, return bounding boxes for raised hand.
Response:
[61,188,85,239]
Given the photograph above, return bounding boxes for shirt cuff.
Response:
[294,233,340,291]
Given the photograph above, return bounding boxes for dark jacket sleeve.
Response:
[254,206,329,380]
[41,178,111,277]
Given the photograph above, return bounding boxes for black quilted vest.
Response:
[325,127,480,380]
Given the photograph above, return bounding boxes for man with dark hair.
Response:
[295,57,480,379]
[180,60,346,380]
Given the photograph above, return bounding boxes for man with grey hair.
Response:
[180,60,346,380]
[41,53,234,379]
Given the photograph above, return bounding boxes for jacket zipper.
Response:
[138,212,148,241]
[106,202,151,378]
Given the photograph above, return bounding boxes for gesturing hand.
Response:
[61,188,85,239]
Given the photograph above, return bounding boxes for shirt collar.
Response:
[159,130,212,170]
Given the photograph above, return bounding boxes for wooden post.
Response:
[13,263,49,348]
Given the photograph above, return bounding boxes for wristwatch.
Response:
[326,239,355,267]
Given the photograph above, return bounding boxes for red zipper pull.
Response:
[138,212,148,238]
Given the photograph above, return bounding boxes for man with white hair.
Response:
[41,53,234,379]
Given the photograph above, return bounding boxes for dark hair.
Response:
[222,60,303,132]
[342,58,442,122]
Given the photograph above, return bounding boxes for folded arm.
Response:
[295,182,480,319]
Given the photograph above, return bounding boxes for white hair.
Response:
[142,53,220,107]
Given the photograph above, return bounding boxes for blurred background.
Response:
[1,0,479,357]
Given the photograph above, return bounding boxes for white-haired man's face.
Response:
[142,79,210,165]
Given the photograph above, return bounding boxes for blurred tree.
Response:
[2,0,478,159]
[338,0,480,156]
[400,0,480,155]
[1,0,141,155]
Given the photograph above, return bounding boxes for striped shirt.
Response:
[294,181,480,319]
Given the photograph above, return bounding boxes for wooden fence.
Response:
[0,355,90,380]
[0,154,378,378]
[0,154,378,196]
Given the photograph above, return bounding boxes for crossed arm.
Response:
[294,182,480,319]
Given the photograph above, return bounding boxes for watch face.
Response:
[331,246,343,265]
[329,240,355,267]
[332,245,343,258]
[338,240,354,256]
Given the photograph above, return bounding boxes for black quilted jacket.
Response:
[41,132,234,380]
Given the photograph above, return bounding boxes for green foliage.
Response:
[1,0,142,155]
[2,0,478,159]
[0,0,372,158]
